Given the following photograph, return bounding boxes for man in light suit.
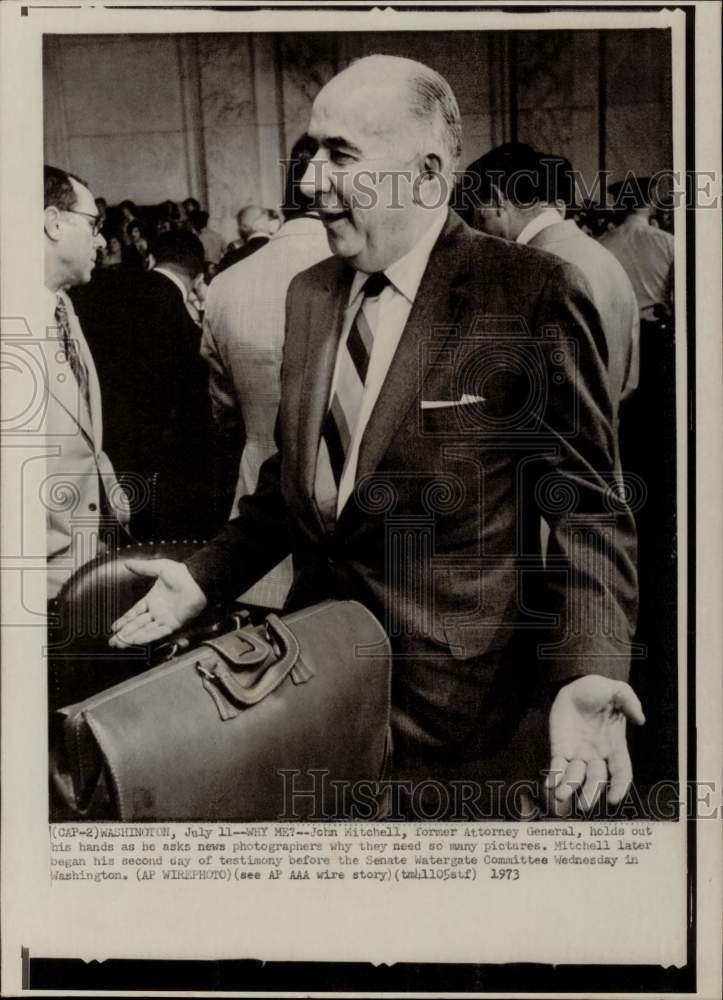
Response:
[43,165,131,602]
[111,56,643,817]
[200,133,331,609]
[460,143,640,417]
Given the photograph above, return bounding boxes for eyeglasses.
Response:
[64,209,103,236]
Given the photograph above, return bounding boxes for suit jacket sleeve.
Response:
[531,262,638,684]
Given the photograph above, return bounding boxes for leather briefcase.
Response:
[50,600,392,822]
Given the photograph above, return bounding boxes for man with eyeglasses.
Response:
[43,164,131,611]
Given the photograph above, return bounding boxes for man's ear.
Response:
[421,152,443,177]
[44,205,62,241]
[414,152,447,206]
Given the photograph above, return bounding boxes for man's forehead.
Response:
[70,178,96,213]
[310,83,408,145]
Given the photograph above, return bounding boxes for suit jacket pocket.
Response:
[419,398,489,439]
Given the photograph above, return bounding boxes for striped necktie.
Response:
[55,295,91,415]
[314,271,390,523]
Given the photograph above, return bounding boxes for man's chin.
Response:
[325,229,362,261]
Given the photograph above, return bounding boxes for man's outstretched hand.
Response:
[109,559,208,647]
[545,675,645,814]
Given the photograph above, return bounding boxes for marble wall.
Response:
[44,29,672,241]
[44,35,199,206]
[511,28,672,196]
[196,34,260,241]
[515,30,601,190]
[603,29,673,180]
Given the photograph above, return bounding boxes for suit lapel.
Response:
[296,258,353,507]
[78,328,103,448]
[43,336,96,447]
[347,213,475,514]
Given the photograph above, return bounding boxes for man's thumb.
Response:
[613,683,646,726]
[125,558,165,579]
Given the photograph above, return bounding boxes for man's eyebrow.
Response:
[320,136,363,155]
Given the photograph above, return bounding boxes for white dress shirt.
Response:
[599,214,674,320]
[328,208,448,514]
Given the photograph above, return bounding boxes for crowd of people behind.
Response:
[93,187,674,286]
[94,195,283,282]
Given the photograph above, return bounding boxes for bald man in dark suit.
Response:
[112,56,642,818]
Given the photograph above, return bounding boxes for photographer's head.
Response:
[458,143,575,241]
[152,229,205,292]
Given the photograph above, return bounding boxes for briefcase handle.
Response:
[198,613,312,709]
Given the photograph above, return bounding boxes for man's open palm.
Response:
[109,559,207,647]
[546,675,645,814]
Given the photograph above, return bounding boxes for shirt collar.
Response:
[348,207,448,307]
[516,207,564,246]
[153,266,188,301]
[44,284,60,311]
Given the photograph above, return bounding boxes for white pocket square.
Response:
[420,394,486,410]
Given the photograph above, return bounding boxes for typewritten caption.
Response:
[49,822,659,885]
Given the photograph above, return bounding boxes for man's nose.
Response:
[300,154,331,201]
[95,232,107,251]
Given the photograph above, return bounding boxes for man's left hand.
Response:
[545,675,645,814]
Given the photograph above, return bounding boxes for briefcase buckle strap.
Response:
[203,628,270,668]
[198,613,315,712]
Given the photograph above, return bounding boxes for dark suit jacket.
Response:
[187,211,637,767]
[74,269,222,540]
